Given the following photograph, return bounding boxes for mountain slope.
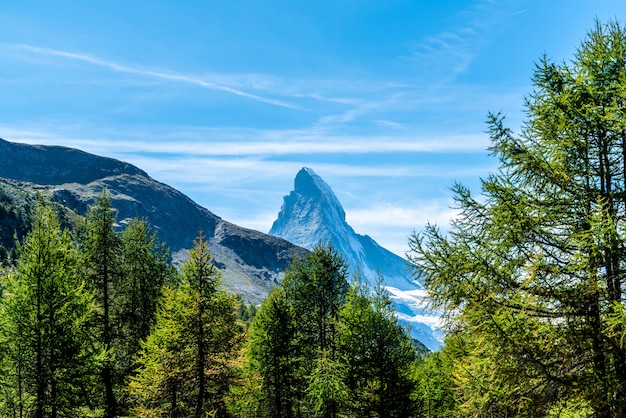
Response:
[0,138,307,303]
[0,138,146,185]
[270,167,441,350]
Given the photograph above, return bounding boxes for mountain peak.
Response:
[270,167,442,350]
[271,167,407,279]
[294,167,336,201]
[270,167,346,249]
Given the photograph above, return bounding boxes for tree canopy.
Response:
[409,19,626,417]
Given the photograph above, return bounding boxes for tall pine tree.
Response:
[80,189,123,417]
[409,20,626,417]
[337,276,416,418]
[282,243,349,417]
[0,198,99,417]
[246,286,299,417]
[127,233,241,418]
[117,218,172,387]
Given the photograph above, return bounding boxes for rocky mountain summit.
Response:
[270,167,409,281]
[270,167,441,350]
[0,137,307,303]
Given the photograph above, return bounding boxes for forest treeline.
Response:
[0,191,425,417]
[4,19,626,418]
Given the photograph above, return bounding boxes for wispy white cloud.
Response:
[178,136,489,155]
[1,124,491,156]
[410,30,479,78]
[376,120,405,129]
[11,44,298,109]
[128,157,492,183]
[346,201,459,230]
[506,9,528,17]
[0,126,486,257]
[405,0,520,81]
[225,211,281,234]
[226,200,461,258]
[344,201,461,256]
[2,40,526,142]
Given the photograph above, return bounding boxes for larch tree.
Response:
[80,189,124,417]
[410,347,457,418]
[408,20,626,417]
[336,276,417,418]
[282,243,349,417]
[117,218,172,385]
[246,286,300,418]
[127,233,241,418]
[283,243,349,358]
[0,198,99,417]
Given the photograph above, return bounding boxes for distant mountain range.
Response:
[270,167,441,350]
[0,137,307,304]
[0,138,440,349]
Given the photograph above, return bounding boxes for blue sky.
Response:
[1,1,625,256]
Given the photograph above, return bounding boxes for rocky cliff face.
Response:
[0,138,307,303]
[270,167,441,350]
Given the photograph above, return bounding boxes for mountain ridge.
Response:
[0,138,147,185]
[0,137,308,303]
[270,167,412,284]
[270,167,441,350]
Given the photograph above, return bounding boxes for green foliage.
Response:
[411,349,456,418]
[245,287,300,417]
[117,218,172,383]
[307,352,351,418]
[127,234,242,417]
[0,198,101,417]
[282,243,350,416]
[80,189,124,417]
[337,276,417,418]
[79,191,174,416]
[408,19,626,417]
[241,245,420,417]
[0,182,33,252]
[283,243,349,357]
[237,298,258,328]
[0,244,7,267]
[126,284,191,417]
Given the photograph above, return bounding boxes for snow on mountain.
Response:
[270,167,441,350]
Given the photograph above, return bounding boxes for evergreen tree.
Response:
[410,348,456,418]
[282,243,349,417]
[0,244,7,266]
[408,20,626,416]
[80,194,174,415]
[80,189,123,417]
[306,351,350,418]
[246,287,300,417]
[127,233,241,417]
[0,198,99,417]
[283,243,348,357]
[337,276,416,418]
[117,218,172,386]
[238,244,349,417]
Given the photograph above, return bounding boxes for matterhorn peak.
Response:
[294,167,335,197]
[270,167,348,250]
[270,168,442,350]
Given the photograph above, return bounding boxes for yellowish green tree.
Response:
[0,198,100,417]
[409,20,626,417]
[127,234,241,418]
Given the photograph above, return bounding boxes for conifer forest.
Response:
[2,20,626,418]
